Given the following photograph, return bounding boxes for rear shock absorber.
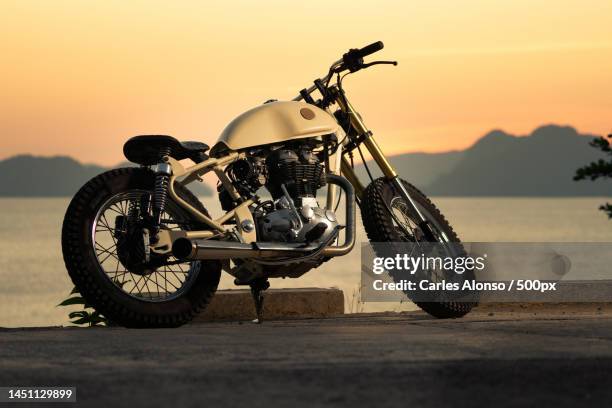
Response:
[152,147,173,241]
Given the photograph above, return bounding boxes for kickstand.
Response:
[250,278,270,324]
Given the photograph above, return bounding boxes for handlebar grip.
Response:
[357,41,384,58]
[340,41,385,73]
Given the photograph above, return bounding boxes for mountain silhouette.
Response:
[354,124,610,196]
[354,150,464,187]
[0,125,608,197]
[0,155,213,197]
[425,125,610,196]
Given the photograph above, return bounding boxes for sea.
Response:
[1,196,611,327]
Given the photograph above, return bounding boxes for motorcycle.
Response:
[62,41,474,327]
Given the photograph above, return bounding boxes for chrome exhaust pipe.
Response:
[172,239,320,260]
[172,174,356,260]
[321,174,355,257]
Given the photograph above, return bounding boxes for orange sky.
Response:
[1,0,611,165]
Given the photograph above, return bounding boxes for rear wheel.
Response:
[61,167,221,328]
[361,177,475,318]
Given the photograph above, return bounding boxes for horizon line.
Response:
[0,123,605,167]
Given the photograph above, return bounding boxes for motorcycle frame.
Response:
[160,140,349,239]
[155,87,427,254]
[162,151,254,242]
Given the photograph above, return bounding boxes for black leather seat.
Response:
[123,135,209,165]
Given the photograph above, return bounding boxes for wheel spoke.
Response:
[93,191,197,302]
[130,275,146,295]
[159,267,180,291]
[390,197,456,283]
[142,275,154,299]
[99,214,118,246]
[153,270,164,299]
[105,207,122,217]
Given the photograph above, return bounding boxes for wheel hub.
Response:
[114,215,155,275]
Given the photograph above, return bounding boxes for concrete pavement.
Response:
[1,311,611,407]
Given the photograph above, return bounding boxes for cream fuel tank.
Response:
[210,101,339,156]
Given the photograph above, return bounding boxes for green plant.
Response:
[58,286,107,327]
[575,134,612,218]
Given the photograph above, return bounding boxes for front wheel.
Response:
[361,177,475,318]
[61,167,221,328]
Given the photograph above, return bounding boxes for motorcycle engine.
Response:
[220,142,338,244]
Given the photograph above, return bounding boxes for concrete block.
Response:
[193,287,344,322]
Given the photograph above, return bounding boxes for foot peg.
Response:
[249,279,270,324]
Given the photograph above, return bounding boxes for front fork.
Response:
[336,94,438,242]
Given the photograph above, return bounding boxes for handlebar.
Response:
[355,41,385,59]
[293,41,389,102]
[339,41,384,73]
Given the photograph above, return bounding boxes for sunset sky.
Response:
[1,0,611,165]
